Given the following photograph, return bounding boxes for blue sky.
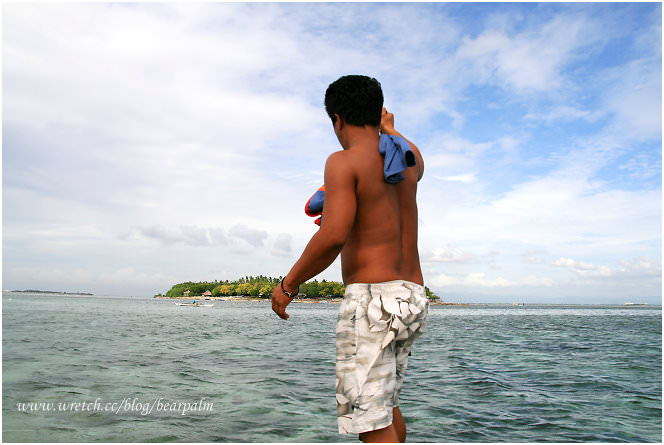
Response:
[3,2,661,303]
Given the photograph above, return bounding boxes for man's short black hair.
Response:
[325,75,383,127]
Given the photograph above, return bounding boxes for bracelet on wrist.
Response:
[281,279,299,298]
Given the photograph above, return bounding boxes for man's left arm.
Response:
[271,151,357,320]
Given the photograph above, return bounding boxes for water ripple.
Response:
[2,294,661,442]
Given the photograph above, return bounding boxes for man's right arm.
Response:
[281,151,357,292]
[380,107,424,181]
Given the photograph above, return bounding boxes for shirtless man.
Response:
[272,75,429,443]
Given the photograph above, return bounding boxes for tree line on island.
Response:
[158,275,440,301]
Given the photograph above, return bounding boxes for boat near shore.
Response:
[175,302,214,307]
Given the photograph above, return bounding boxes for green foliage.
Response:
[165,277,439,301]
[259,284,273,296]
[235,283,251,296]
[212,284,235,296]
[425,286,441,301]
[299,279,344,298]
[166,278,440,302]
[164,276,344,299]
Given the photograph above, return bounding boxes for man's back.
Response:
[272,76,429,442]
[338,137,423,286]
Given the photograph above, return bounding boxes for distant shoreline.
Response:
[156,295,462,305]
[5,290,94,296]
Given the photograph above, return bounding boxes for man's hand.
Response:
[271,283,293,320]
[380,106,424,180]
[380,107,395,134]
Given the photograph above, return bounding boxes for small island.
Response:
[7,289,94,296]
[156,275,451,305]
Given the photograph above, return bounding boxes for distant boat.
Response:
[175,302,214,307]
[624,302,648,306]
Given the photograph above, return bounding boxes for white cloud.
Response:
[618,257,661,276]
[422,246,478,264]
[132,225,187,245]
[97,267,171,292]
[433,174,477,184]
[552,257,612,277]
[4,265,171,296]
[455,14,603,93]
[427,133,493,158]
[498,136,521,151]
[525,105,605,124]
[551,256,662,281]
[272,233,293,257]
[5,267,95,292]
[3,3,660,303]
[228,224,268,248]
[619,152,662,181]
[603,57,661,141]
[523,256,546,265]
[131,225,230,247]
[422,169,660,252]
[430,272,553,288]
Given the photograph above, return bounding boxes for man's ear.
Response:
[334,114,342,127]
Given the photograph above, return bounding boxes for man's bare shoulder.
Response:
[327,149,355,162]
[325,150,356,176]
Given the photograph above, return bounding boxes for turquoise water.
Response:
[3,292,661,442]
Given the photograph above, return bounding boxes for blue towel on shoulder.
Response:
[379,133,416,184]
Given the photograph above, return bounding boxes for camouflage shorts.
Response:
[335,280,429,434]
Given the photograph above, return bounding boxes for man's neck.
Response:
[341,125,380,151]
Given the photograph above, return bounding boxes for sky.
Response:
[2,2,661,304]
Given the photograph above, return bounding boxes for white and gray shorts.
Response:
[335,280,429,434]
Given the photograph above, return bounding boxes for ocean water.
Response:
[2,292,661,442]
